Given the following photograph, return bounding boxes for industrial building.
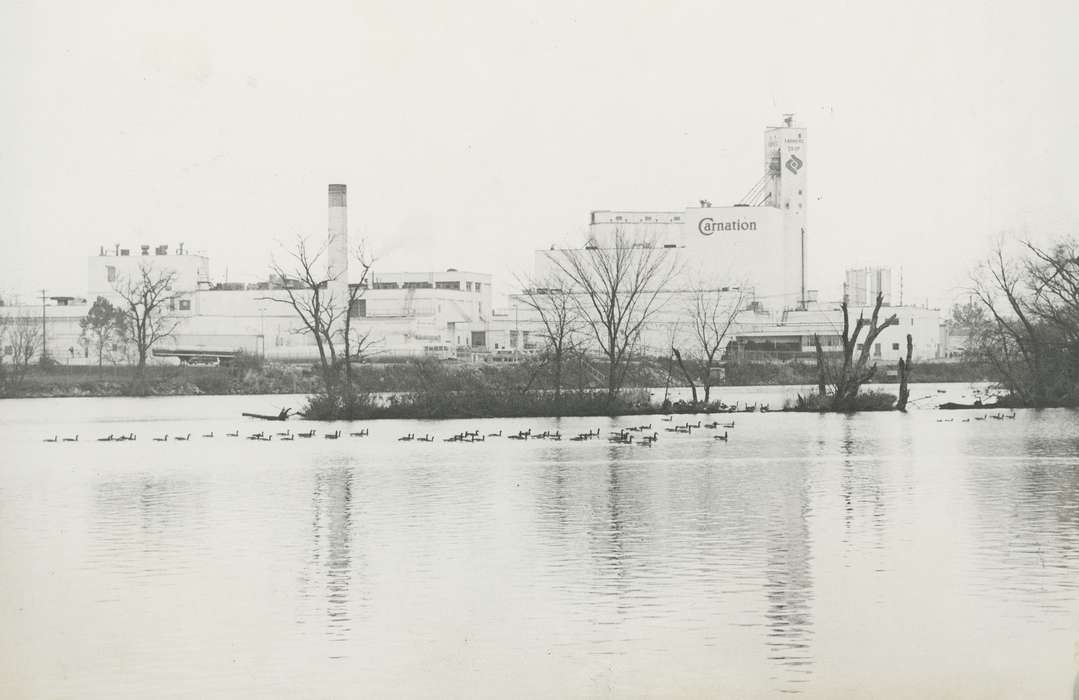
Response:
[510,118,943,364]
[2,185,494,365]
[1,118,950,369]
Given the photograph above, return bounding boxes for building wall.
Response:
[88,250,210,299]
[2,265,496,365]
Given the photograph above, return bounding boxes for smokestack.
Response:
[327,184,349,303]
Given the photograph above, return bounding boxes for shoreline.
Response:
[0,359,994,401]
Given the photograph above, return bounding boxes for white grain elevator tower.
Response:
[764,115,807,309]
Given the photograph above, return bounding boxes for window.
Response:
[435,281,460,290]
[106,265,116,282]
[892,343,900,351]
[179,299,191,311]
[466,281,473,292]
[350,299,366,318]
[510,330,518,347]
[475,282,482,293]
[874,343,881,357]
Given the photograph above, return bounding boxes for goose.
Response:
[97,434,114,442]
[714,432,729,441]
[174,434,191,441]
[349,428,369,437]
[226,430,239,437]
[1006,412,1017,419]
[298,429,315,438]
[202,431,214,438]
[704,421,719,429]
[276,430,292,437]
[153,434,168,442]
[62,434,79,442]
[324,430,341,440]
[398,433,415,442]
[417,434,434,442]
[721,421,735,429]
[661,416,673,422]
[280,434,294,441]
[43,435,58,443]
[487,429,502,438]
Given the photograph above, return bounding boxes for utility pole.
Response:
[40,289,47,361]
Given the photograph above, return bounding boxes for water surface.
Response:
[1,388,1077,698]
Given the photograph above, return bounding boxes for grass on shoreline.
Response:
[1,357,994,402]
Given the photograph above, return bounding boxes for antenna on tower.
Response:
[783,113,794,127]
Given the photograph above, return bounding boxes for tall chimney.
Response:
[327,184,349,304]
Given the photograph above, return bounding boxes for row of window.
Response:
[370,281,483,292]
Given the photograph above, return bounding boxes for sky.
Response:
[2,0,1077,308]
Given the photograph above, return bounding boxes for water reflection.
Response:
[763,435,815,693]
[964,410,1079,615]
[302,464,356,646]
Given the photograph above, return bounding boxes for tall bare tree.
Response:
[265,237,344,397]
[545,231,680,402]
[812,291,898,409]
[516,275,582,402]
[113,264,179,378]
[265,236,372,403]
[673,286,745,404]
[970,237,1079,406]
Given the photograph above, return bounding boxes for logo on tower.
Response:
[785,154,803,175]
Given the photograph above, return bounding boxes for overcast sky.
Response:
[3,0,1076,308]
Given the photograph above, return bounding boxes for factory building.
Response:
[2,120,948,369]
[2,185,494,365]
[511,118,943,364]
[573,115,808,309]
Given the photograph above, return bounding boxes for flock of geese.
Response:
[936,412,1017,423]
[40,417,739,446]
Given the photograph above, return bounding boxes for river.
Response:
[1,385,1077,698]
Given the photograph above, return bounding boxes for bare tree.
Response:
[812,292,898,409]
[545,231,680,402]
[673,286,746,404]
[265,236,372,403]
[896,333,913,411]
[1,316,41,393]
[113,264,179,378]
[264,237,344,397]
[341,246,375,409]
[516,274,582,402]
[970,237,1079,406]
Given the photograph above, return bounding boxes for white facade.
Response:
[579,119,807,310]
[88,246,210,300]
